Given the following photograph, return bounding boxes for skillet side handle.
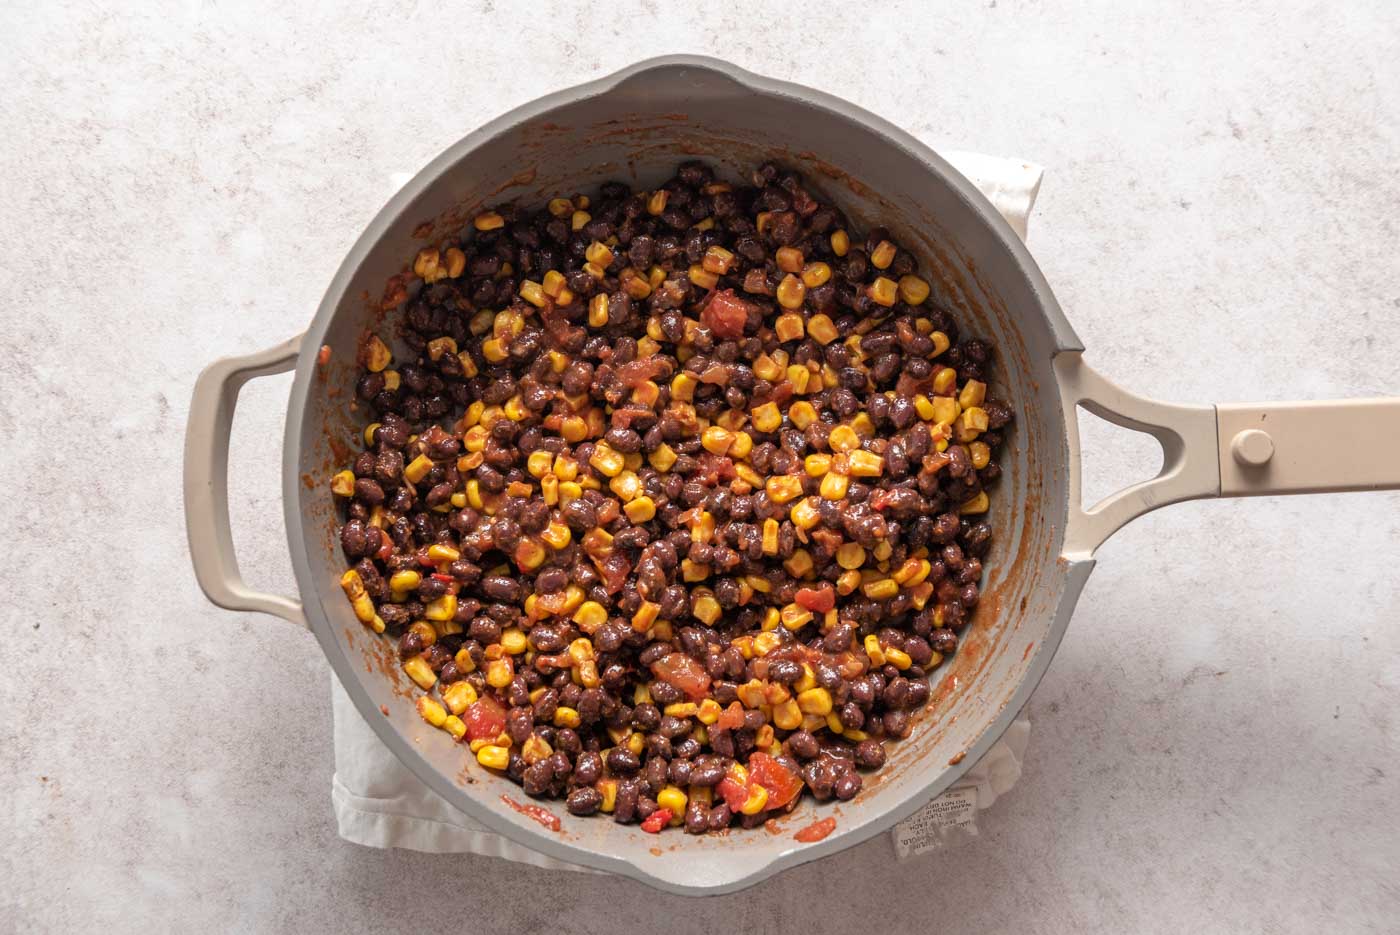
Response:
[1217,399,1400,496]
[1056,352,1220,558]
[184,334,307,628]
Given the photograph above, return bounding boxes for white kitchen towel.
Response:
[331,151,1045,867]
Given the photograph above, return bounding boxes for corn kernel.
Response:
[761,518,780,555]
[623,496,657,524]
[806,313,838,344]
[773,698,802,730]
[401,453,432,485]
[960,379,988,410]
[589,443,625,477]
[756,211,772,233]
[955,407,989,442]
[473,211,505,231]
[828,425,859,452]
[796,687,833,715]
[426,544,460,563]
[520,734,554,765]
[830,229,850,256]
[500,627,528,655]
[485,657,513,689]
[969,441,992,470]
[933,366,958,395]
[769,246,801,273]
[681,558,710,582]
[788,400,816,429]
[647,443,678,473]
[753,353,782,382]
[476,744,509,770]
[573,600,607,632]
[691,510,715,543]
[692,591,722,625]
[748,401,781,434]
[790,497,821,530]
[597,778,618,812]
[858,635,885,669]
[735,462,764,488]
[730,431,753,459]
[837,569,862,595]
[801,260,832,288]
[403,655,437,690]
[582,293,608,329]
[647,189,669,215]
[689,264,719,290]
[819,472,849,500]
[625,731,645,756]
[701,425,734,455]
[863,578,898,600]
[885,646,913,669]
[389,570,422,593]
[865,239,895,269]
[441,715,467,740]
[776,275,806,310]
[519,280,547,308]
[658,785,688,822]
[441,681,478,716]
[781,602,814,631]
[765,474,803,503]
[868,276,898,307]
[416,696,448,728]
[846,450,884,477]
[898,275,930,305]
[330,470,356,497]
[581,241,613,268]
[664,702,699,719]
[670,372,697,403]
[424,594,457,622]
[959,491,990,515]
[481,337,508,362]
[619,267,652,300]
[547,197,574,217]
[784,548,813,579]
[769,313,803,344]
[570,210,590,231]
[701,244,736,275]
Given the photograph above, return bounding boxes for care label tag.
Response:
[892,785,979,857]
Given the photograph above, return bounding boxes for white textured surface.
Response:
[3,2,1399,932]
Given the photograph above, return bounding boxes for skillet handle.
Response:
[1056,352,1219,558]
[1058,351,1400,558]
[184,334,307,627]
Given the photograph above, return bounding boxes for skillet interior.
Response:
[284,56,1089,893]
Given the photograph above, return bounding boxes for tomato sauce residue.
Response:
[793,816,837,843]
[501,795,561,832]
[948,751,966,765]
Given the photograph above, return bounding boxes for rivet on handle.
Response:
[1230,429,1274,467]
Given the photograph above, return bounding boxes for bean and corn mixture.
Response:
[333,160,1012,834]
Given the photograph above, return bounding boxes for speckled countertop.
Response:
[4,2,1398,932]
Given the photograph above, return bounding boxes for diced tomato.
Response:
[650,653,711,702]
[616,357,669,388]
[716,772,749,813]
[640,808,673,833]
[700,289,752,339]
[375,534,395,562]
[431,572,455,584]
[795,586,835,613]
[715,701,746,732]
[597,552,632,594]
[748,753,803,810]
[696,452,736,486]
[462,696,506,742]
